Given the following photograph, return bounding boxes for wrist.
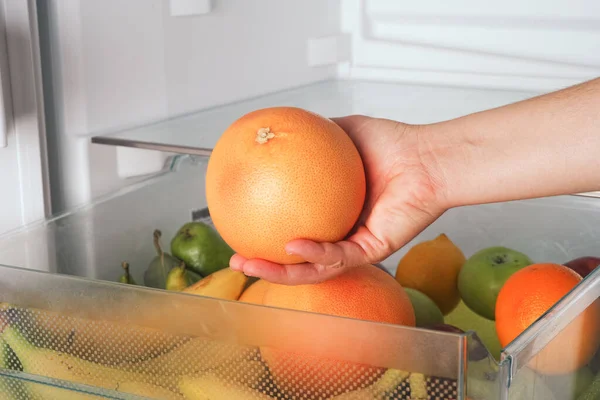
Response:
[415,120,469,211]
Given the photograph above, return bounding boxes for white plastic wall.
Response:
[39,0,343,214]
[0,0,50,236]
[39,0,600,214]
[342,0,600,92]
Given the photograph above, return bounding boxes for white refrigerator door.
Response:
[0,0,54,272]
[0,0,50,235]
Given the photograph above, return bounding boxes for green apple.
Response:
[458,246,533,320]
[170,221,235,277]
[404,288,444,328]
[445,300,502,361]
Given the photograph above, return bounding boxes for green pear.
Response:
[165,261,202,291]
[144,229,183,289]
[118,261,137,285]
[170,222,234,277]
[404,288,444,328]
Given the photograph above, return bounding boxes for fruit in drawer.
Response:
[205,106,366,265]
[145,229,190,289]
[0,322,175,398]
[165,261,198,291]
[182,267,248,300]
[444,300,502,361]
[457,246,533,320]
[403,287,444,328]
[239,278,270,304]
[117,381,184,399]
[408,372,427,400]
[426,323,489,362]
[179,372,272,400]
[0,337,25,399]
[249,264,415,397]
[328,368,409,399]
[394,233,466,315]
[0,337,21,371]
[564,256,600,278]
[118,261,137,285]
[118,337,257,384]
[495,263,600,375]
[170,221,234,277]
[1,313,258,396]
[2,304,183,366]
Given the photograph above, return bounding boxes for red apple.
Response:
[564,256,600,278]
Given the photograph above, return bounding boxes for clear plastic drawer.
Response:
[0,155,599,399]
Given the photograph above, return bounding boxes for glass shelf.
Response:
[90,79,538,156]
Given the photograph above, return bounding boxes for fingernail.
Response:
[284,245,296,255]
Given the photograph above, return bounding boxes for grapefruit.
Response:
[495,263,600,375]
[243,264,416,397]
[205,107,366,265]
[238,279,270,305]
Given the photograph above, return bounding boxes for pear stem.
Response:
[121,261,132,279]
[153,229,164,257]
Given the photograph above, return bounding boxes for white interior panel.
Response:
[346,0,600,91]
[42,0,342,213]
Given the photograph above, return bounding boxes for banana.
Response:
[118,335,257,380]
[409,373,428,400]
[329,368,409,400]
[1,324,175,398]
[118,381,184,399]
[179,372,272,400]
[0,337,25,400]
[182,267,248,300]
[2,304,182,365]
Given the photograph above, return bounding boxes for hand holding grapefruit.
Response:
[206,107,366,268]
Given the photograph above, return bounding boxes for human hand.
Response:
[230,115,449,285]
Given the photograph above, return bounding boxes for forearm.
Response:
[424,78,600,208]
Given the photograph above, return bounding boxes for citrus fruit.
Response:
[205,106,366,265]
[394,233,466,315]
[248,264,415,397]
[238,279,270,305]
[495,263,600,375]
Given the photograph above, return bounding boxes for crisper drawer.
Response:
[0,155,600,400]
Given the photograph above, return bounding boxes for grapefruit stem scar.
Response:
[256,127,275,144]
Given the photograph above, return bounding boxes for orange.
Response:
[495,263,600,375]
[205,106,366,265]
[394,234,466,315]
[252,264,416,398]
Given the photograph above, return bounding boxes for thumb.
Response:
[330,115,371,134]
[284,236,371,271]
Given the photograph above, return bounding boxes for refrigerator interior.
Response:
[0,0,598,399]
[1,0,597,240]
[36,0,600,213]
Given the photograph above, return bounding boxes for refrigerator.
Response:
[0,1,599,399]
